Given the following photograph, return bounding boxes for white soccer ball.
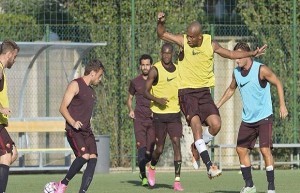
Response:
[43,182,57,193]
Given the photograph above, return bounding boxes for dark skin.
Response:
[144,44,182,176]
[156,11,268,142]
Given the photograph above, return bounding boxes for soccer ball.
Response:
[43,182,57,193]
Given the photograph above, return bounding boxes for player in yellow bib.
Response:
[156,11,267,179]
[144,43,184,191]
[0,40,20,193]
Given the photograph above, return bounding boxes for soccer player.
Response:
[216,42,288,193]
[156,11,267,177]
[0,40,20,193]
[144,43,184,191]
[55,59,105,193]
[126,54,155,186]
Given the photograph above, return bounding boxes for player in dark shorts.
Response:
[144,43,184,191]
[156,11,266,177]
[216,42,288,193]
[126,54,155,186]
[0,40,20,193]
[55,59,105,193]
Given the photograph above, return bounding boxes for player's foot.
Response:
[55,181,67,193]
[173,181,184,191]
[240,186,256,193]
[267,190,275,193]
[141,178,148,186]
[147,166,156,187]
[207,165,222,179]
[190,143,199,169]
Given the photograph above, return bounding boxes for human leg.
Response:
[79,154,97,193]
[134,120,150,183]
[0,127,15,193]
[0,154,11,193]
[148,121,167,187]
[203,114,221,144]
[170,135,183,191]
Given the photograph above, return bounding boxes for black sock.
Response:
[79,158,97,193]
[266,169,275,190]
[174,160,182,178]
[241,166,254,187]
[150,159,158,167]
[0,164,9,193]
[138,147,147,179]
[62,156,88,185]
[200,150,212,171]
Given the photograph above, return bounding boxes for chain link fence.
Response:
[0,0,299,170]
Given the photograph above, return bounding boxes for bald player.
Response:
[156,11,267,178]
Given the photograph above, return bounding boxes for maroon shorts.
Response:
[153,113,182,147]
[0,125,15,156]
[179,88,220,125]
[237,116,273,149]
[66,129,97,157]
[134,119,155,151]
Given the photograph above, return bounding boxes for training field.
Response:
[7,170,299,193]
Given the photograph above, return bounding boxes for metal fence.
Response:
[0,0,299,169]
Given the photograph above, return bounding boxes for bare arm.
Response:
[260,65,288,119]
[212,40,267,59]
[216,73,237,109]
[59,81,83,129]
[144,66,168,106]
[126,92,135,119]
[157,12,184,48]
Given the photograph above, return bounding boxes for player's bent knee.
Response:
[82,153,90,160]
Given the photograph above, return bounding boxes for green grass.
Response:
[7,169,299,193]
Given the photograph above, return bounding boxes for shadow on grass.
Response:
[213,190,265,193]
[126,180,173,189]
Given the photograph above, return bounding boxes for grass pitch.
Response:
[7,169,299,193]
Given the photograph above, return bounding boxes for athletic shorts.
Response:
[0,124,15,156]
[66,128,97,157]
[153,112,182,147]
[178,88,220,125]
[237,115,273,149]
[133,119,155,152]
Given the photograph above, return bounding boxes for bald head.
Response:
[187,21,202,36]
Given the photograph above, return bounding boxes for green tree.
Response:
[237,0,300,143]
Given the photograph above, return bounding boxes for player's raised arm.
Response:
[157,12,184,48]
[213,40,267,59]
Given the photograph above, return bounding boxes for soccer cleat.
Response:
[191,143,200,169]
[240,186,256,193]
[147,166,156,187]
[173,181,184,191]
[267,190,275,193]
[55,181,67,193]
[207,165,222,179]
[141,178,148,186]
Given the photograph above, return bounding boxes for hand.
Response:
[0,107,11,116]
[158,12,165,23]
[279,105,288,119]
[72,121,83,130]
[253,44,267,57]
[129,111,135,119]
[156,97,169,106]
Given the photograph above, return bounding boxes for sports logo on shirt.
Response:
[240,81,250,88]
[167,77,176,82]
[192,50,201,55]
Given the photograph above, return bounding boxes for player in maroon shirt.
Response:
[127,54,155,186]
[55,59,105,193]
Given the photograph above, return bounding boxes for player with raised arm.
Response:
[156,12,267,177]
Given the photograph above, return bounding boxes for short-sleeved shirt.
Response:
[128,74,152,123]
[0,64,9,126]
